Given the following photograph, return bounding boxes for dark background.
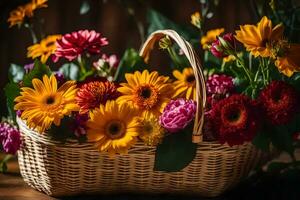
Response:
[0,0,257,117]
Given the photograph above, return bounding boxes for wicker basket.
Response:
[17,30,268,197]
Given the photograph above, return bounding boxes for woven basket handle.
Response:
[139,29,207,143]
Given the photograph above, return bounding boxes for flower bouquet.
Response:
[1,0,300,198]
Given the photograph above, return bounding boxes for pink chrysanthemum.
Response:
[0,122,21,154]
[53,30,108,62]
[159,98,196,133]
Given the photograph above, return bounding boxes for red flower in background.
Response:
[259,80,298,125]
[53,30,108,62]
[211,94,260,146]
[76,80,120,114]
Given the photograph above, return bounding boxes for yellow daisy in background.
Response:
[138,113,165,146]
[223,55,236,63]
[7,0,48,27]
[7,6,26,27]
[86,101,139,156]
[117,70,174,117]
[275,44,300,77]
[191,11,202,29]
[201,28,224,49]
[172,68,196,100]
[235,16,284,58]
[27,35,61,63]
[14,74,79,133]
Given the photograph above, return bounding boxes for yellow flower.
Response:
[138,113,164,146]
[172,68,196,100]
[201,28,224,49]
[275,44,300,77]
[7,6,26,27]
[191,11,202,28]
[117,70,174,117]
[14,74,79,133]
[235,16,284,57]
[7,0,48,27]
[223,55,236,63]
[27,35,61,63]
[86,101,139,156]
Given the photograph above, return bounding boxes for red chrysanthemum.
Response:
[259,80,298,125]
[53,30,108,62]
[211,94,260,146]
[76,81,120,114]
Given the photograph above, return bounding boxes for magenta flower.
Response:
[24,63,34,73]
[206,74,235,108]
[210,33,235,58]
[53,30,108,62]
[0,122,21,154]
[159,99,196,133]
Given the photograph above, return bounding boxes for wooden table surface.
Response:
[0,151,299,200]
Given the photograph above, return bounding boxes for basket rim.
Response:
[17,117,255,151]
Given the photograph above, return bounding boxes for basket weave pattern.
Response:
[18,118,264,197]
[18,30,267,197]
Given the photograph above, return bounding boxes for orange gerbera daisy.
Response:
[235,16,284,57]
[172,68,196,100]
[27,35,61,63]
[7,0,48,27]
[14,74,79,133]
[117,70,174,117]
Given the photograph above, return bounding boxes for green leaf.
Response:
[8,63,25,83]
[114,48,147,82]
[4,82,21,121]
[48,116,87,143]
[154,129,197,172]
[252,131,271,151]
[59,63,80,80]
[147,9,198,40]
[23,59,51,87]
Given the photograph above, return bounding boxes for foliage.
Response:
[154,125,197,172]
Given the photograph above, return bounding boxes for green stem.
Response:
[25,23,38,44]
[167,46,182,69]
[77,56,87,74]
[235,55,253,85]
[259,57,267,86]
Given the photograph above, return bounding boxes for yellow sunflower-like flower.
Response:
[138,113,165,146]
[223,55,236,63]
[235,16,284,58]
[7,0,48,27]
[117,70,174,117]
[172,68,196,100]
[27,35,62,63]
[14,74,79,133]
[191,11,202,29]
[86,101,139,155]
[275,44,300,77]
[201,28,224,49]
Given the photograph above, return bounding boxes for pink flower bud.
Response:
[210,33,235,58]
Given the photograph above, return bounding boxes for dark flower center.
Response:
[261,39,269,47]
[106,120,125,139]
[46,41,55,47]
[141,87,152,99]
[271,91,282,103]
[46,96,55,105]
[186,75,195,83]
[227,109,241,122]
[134,84,159,110]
